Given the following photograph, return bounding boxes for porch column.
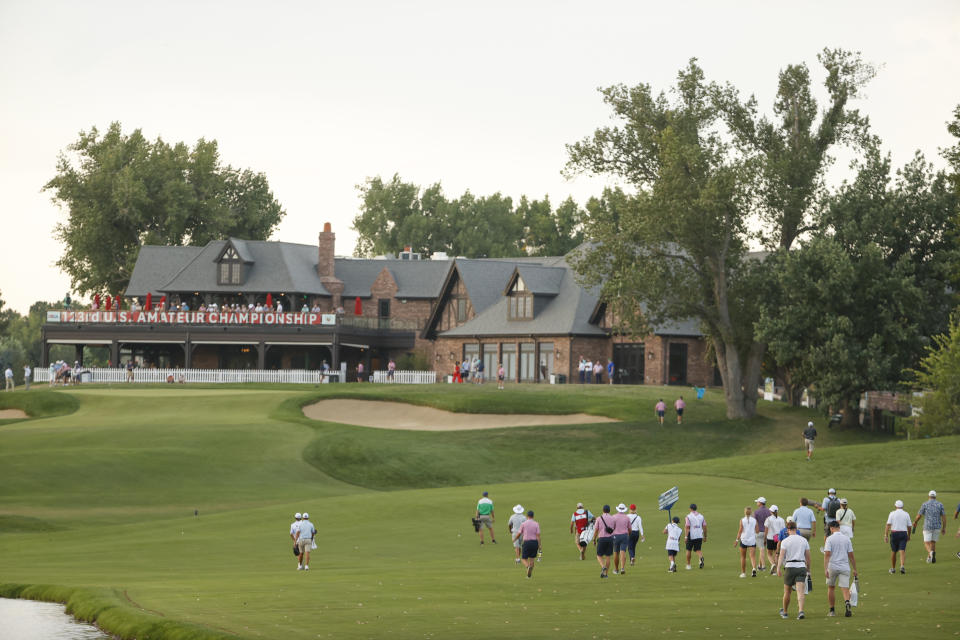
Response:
[74,344,84,366]
[534,341,540,383]
[257,341,266,369]
[109,341,119,367]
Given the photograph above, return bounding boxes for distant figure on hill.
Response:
[885,499,912,574]
[475,491,496,545]
[675,396,686,424]
[802,421,817,461]
[460,359,470,383]
[684,503,707,570]
[655,399,666,425]
[23,365,31,391]
[593,360,602,384]
[606,359,614,384]
[289,512,303,569]
[452,361,461,384]
[497,363,505,390]
[294,512,316,571]
[570,502,594,560]
[4,366,13,391]
[387,359,395,381]
[357,362,365,382]
[578,356,586,383]
[476,357,484,384]
[913,490,946,564]
[508,504,526,565]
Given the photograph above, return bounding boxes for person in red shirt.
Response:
[570,502,594,560]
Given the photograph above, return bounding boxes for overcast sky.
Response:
[1,1,958,313]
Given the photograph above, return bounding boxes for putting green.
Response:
[0,386,956,639]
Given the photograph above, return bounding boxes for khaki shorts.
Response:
[804,438,815,452]
[478,515,493,528]
[297,538,312,554]
[798,528,812,540]
[826,568,850,588]
[923,529,941,542]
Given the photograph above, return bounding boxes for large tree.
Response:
[352,175,583,258]
[566,51,875,419]
[45,122,285,296]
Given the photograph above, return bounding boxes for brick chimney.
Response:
[318,222,344,307]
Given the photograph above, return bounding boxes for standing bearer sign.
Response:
[658,486,680,521]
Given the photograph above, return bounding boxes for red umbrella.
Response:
[145,292,153,311]
[115,295,122,310]
[266,292,273,308]
[160,295,166,309]
[105,296,113,311]
[354,296,362,316]
[93,293,101,309]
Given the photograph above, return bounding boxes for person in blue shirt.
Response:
[791,498,817,540]
[606,359,614,385]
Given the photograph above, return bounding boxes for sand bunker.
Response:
[302,399,618,431]
[0,409,29,419]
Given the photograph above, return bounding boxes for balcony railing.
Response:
[45,309,422,331]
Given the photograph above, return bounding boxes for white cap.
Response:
[756,496,766,503]
[576,502,584,508]
[929,490,937,497]
[894,500,903,508]
[294,512,301,519]
[616,503,628,513]
[513,504,524,514]
[807,421,814,427]
[828,488,836,494]
[839,498,847,504]
[770,504,778,512]
[302,512,309,519]
[786,516,794,523]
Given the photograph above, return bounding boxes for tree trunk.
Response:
[714,336,763,420]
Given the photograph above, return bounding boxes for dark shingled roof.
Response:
[336,258,453,299]
[511,264,565,295]
[125,246,205,297]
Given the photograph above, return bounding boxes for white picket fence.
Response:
[371,370,437,384]
[34,367,341,385]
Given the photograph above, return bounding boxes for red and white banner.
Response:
[47,310,337,326]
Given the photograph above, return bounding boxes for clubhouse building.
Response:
[42,224,714,385]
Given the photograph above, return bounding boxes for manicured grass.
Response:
[0,388,79,423]
[0,384,956,640]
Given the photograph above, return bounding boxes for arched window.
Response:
[218,247,243,285]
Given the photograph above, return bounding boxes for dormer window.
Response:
[508,277,533,320]
[218,247,243,285]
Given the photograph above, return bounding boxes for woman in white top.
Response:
[735,506,759,577]
[763,505,786,574]
[663,516,683,572]
[835,498,855,539]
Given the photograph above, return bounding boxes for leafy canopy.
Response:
[45,122,285,296]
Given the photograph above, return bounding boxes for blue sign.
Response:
[658,486,679,511]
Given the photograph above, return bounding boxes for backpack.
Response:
[825,497,840,519]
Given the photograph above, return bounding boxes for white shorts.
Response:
[826,568,850,588]
[839,525,853,539]
[923,529,941,542]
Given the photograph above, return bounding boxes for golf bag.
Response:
[293,544,299,557]
[471,517,481,532]
[580,522,595,546]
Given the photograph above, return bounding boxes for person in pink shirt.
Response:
[675,396,686,424]
[513,510,542,578]
[594,504,615,578]
[655,399,666,425]
[612,503,632,575]
[497,363,505,390]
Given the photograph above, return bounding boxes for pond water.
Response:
[0,598,110,639]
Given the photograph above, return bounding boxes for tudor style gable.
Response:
[214,239,254,286]
[370,267,399,318]
[422,265,476,338]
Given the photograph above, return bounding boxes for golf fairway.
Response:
[0,385,956,639]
